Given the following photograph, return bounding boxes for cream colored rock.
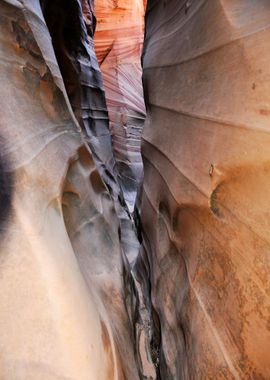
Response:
[0,1,139,379]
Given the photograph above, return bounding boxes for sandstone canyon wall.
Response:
[0,1,139,378]
[40,0,121,199]
[136,0,270,379]
[1,0,270,379]
[94,0,145,210]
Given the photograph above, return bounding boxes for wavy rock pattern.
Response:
[94,0,145,210]
[2,0,270,379]
[41,0,121,198]
[0,1,139,378]
[136,0,270,378]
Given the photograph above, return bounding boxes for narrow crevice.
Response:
[40,0,121,199]
[40,1,158,379]
[0,138,14,231]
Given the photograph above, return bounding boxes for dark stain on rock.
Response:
[100,320,115,376]
[78,146,95,170]
[0,138,13,232]
[100,319,111,351]
[210,183,223,218]
[172,208,181,232]
[259,109,270,116]
[90,170,106,194]
[12,20,42,59]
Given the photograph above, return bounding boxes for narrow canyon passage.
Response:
[94,0,146,211]
[0,0,270,380]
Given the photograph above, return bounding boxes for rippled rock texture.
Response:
[136,0,270,379]
[40,0,121,198]
[2,0,270,379]
[0,1,139,378]
[94,0,145,210]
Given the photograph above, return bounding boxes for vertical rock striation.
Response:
[136,0,270,378]
[94,0,146,210]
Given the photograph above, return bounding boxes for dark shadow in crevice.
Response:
[0,138,14,232]
[40,0,120,198]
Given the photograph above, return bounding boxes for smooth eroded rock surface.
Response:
[135,0,270,378]
[94,0,146,210]
[0,1,139,378]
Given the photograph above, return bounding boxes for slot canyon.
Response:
[0,0,270,379]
